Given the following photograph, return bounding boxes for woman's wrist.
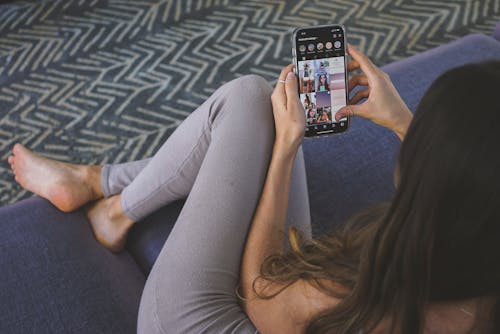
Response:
[274,135,302,157]
[392,109,413,141]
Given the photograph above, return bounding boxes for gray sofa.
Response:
[1,24,500,333]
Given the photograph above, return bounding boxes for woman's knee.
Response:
[225,75,273,112]
[232,74,273,95]
[211,74,275,130]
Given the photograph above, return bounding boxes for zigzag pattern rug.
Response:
[1,0,499,205]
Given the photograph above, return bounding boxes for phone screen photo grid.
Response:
[298,56,347,126]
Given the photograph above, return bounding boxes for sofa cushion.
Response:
[130,32,500,272]
[0,197,145,334]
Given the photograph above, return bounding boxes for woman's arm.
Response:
[239,140,298,298]
[239,66,337,334]
[239,65,305,299]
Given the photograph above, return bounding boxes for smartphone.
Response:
[292,24,349,137]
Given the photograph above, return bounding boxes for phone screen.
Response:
[293,25,348,136]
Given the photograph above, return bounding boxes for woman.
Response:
[316,109,331,123]
[8,44,499,333]
[317,73,329,92]
[306,108,317,124]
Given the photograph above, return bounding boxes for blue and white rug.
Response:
[1,0,499,204]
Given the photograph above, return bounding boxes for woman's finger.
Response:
[335,100,371,121]
[347,59,360,72]
[275,65,294,89]
[347,44,379,79]
[348,73,368,92]
[273,64,294,106]
[349,88,370,105]
[335,104,358,121]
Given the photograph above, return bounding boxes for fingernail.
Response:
[286,71,295,81]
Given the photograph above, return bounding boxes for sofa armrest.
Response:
[383,33,500,113]
[494,21,500,41]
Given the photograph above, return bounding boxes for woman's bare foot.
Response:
[8,143,102,212]
[85,195,134,253]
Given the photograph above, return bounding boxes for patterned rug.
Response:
[1,0,499,205]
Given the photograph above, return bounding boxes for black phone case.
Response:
[292,24,349,138]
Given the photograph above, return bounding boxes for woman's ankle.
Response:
[84,165,104,200]
[108,194,135,228]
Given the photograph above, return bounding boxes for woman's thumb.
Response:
[335,105,357,121]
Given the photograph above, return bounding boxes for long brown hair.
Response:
[253,60,500,333]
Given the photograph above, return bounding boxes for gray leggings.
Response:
[100,75,312,333]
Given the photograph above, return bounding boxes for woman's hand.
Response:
[271,64,305,152]
[334,44,413,141]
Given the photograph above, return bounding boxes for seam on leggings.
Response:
[120,194,138,222]
[123,124,209,218]
[209,99,230,132]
